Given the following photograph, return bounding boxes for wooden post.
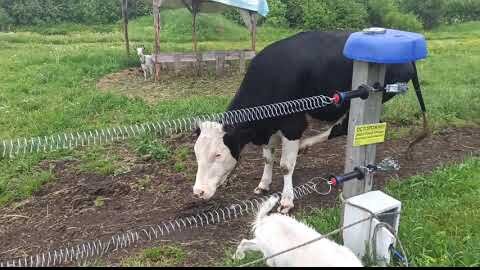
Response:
[216,52,225,77]
[153,0,161,81]
[239,50,246,74]
[192,0,200,76]
[249,11,257,52]
[121,0,130,56]
[174,54,181,75]
[342,61,386,199]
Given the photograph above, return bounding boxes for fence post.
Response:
[342,62,385,199]
[340,27,428,262]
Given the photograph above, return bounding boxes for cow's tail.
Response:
[407,61,430,157]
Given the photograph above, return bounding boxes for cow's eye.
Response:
[215,154,221,158]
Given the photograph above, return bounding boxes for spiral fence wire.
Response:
[0,95,333,159]
[0,178,332,267]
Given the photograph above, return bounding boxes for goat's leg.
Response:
[278,136,299,214]
[149,65,155,81]
[254,134,280,194]
[143,68,147,81]
[233,239,261,260]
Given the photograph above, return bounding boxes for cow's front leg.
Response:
[254,134,280,195]
[278,136,299,214]
[254,145,274,195]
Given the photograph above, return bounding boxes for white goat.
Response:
[136,47,155,80]
[234,196,363,267]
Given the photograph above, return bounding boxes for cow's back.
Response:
[225,30,414,144]
[228,31,356,122]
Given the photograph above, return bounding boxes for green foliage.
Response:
[135,135,171,161]
[264,0,288,27]
[222,8,244,26]
[282,0,305,28]
[0,7,13,31]
[302,0,368,31]
[365,0,398,27]
[122,245,187,266]
[383,11,423,32]
[75,146,122,176]
[385,158,480,266]
[398,0,447,29]
[0,0,150,26]
[364,0,423,32]
[444,0,480,24]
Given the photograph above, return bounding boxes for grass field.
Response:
[0,10,479,266]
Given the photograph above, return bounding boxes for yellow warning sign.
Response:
[353,123,387,147]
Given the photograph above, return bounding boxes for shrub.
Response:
[444,0,480,24]
[302,0,368,31]
[366,0,398,27]
[0,7,13,31]
[282,0,304,27]
[383,11,423,32]
[0,0,149,26]
[264,0,288,27]
[398,0,447,29]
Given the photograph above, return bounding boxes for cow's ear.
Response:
[193,127,201,137]
[223,133,241,160]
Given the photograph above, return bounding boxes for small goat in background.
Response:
[136,47,155,80]
[234,196,363,267]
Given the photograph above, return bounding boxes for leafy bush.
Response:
[0,0,149,26]
[222,8,244,26]
[302,0,368,30]
[0,7,13,31]
[444,0,480,24]
[398,0,447,29]
[383,11,423,32]
[366,0,398,26]
[264,0,288,27]
[282,0,305,28]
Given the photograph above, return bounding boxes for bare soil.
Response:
[96,67,244,105]
[0,125,478,266]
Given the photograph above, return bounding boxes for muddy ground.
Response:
[0,125,479,266]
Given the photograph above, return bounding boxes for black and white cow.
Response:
[193,31,419,213]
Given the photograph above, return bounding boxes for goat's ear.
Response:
[193,126,201,137]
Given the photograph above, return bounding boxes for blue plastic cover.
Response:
[160,0,269,17]
[343,28,428,63]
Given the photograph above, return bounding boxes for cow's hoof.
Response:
[254,187,269,195]
[299,146,310,155]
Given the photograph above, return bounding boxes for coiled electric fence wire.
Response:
[0,95,333,159]
[0,178,332,267]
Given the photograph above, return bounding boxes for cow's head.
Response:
[193,121,238,200]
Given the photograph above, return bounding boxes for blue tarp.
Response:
[210,0,269,16]
[159,0,269,17]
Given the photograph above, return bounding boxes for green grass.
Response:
[385,157,480,266]
[72,145,130,176]
[121,245,187,267]
[301,157,480,267]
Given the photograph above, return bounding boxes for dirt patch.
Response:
[96,67,244,104]
[0,125,479,266]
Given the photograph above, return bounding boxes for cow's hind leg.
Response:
[299,113,348,151]
[278,135,300,214]
[255,134,280,195]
